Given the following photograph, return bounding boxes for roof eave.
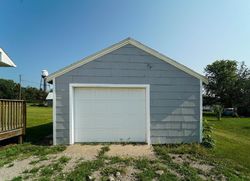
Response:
[0,48,16,67]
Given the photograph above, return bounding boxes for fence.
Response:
[0,99,26,143]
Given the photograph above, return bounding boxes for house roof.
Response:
[0,48,16,67]
[47,38,208,83]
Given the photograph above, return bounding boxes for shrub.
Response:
[202,118,215,148]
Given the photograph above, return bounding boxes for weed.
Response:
[101,166,125,176]
[154,146,202,180]
[97,145,110,158]
[158,173,179,181]
[136,169,156,181]
[23,169,29,174]
[58,156,71,164]
[40,156,70,177]
[135,158,152,170]
[11,176,22,181]
[108,156,133,165]
[65,159,104,181]
[37,177,51,181]
[134,158,158,180]
[29,160,39,165]
[40,166,54,176]
[29,156,49,165]
[22,174,31,180]
[7,163,14,167]
[21,156,70,180]
[29,166,41,174]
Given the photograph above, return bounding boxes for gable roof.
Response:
[47,38,208,83]
[0,48,16,67]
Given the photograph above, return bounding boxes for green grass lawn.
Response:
[205,114,250,171]
[25,105,53,144]
[26,105,52,128]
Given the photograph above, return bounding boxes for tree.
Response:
[22,87,47,103]
[212,105,224,120]
[0,79,19,99]
[233,62,250,108]
[204,60,250,110]
[0,78,47,103]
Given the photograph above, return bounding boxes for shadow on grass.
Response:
[25,122,53,145]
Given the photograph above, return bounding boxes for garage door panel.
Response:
[75,88,145,99]
[74,128,146,142]
[75,114,145,129]
[74,87,147,143]
[76,117,145,129]
[75,102,145,115]
[76,98,145,114]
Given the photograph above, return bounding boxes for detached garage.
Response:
[47,38,207,145]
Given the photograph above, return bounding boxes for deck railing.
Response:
[0,99,26,142]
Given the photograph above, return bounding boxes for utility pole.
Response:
[19,74,22,100]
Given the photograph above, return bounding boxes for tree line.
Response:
[0,79,47,103]
[204,60,250,116]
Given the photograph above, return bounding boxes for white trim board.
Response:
[52,78,56,145]
[199,80,203,143]
[69,83,151,145]
[0,48,16,67]
[47,38,208,84]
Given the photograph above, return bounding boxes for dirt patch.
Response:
[62,144,103,160]
[49,144,103,173]
[0,145,91,181]
[0,144,216,181]
[90,165,140,181]
[106,145,155,159]
[91,170,102,181]
[169,153,192,164]
[169,153,214,174]
[198,174,207,180]
[168,168,183,179]
[190,162,214,173]
[0,157,34,181]
[120,166,141,181]
[49,144,103,175]
[62,157,80,173]
[0,145,110,180]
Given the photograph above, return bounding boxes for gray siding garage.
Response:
[47,38,207,145]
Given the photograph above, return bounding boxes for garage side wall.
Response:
[55,45,201,144]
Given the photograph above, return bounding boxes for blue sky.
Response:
[0,0,249,87]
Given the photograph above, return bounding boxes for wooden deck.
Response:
[0,99,26,143]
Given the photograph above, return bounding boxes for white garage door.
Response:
[73,87,147,143]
